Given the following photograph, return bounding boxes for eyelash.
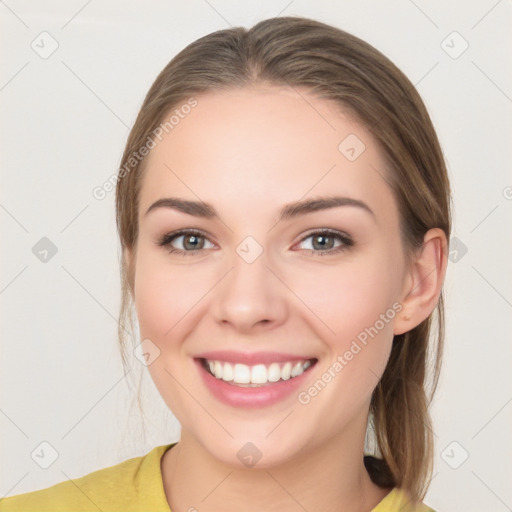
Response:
[157,228,354,257]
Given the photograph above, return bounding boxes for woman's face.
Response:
[130,86,411,467]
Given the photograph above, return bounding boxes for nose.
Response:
[211,248,289,334]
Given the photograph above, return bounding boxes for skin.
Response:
[125,86,447,512]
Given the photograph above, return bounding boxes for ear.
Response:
[394,228,448,335]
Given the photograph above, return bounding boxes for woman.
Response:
[0,16,450,512]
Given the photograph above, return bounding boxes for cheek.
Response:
[132,252,204,419]
[133,250,209,340]
[292,251,400,334]
[134,269,173,341]
[289,256,400,427]
[288,251,400,385]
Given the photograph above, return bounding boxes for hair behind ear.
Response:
[370,298,443,499]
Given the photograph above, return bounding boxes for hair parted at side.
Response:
[115,16,451,502]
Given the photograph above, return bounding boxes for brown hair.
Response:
[115,16,451,502]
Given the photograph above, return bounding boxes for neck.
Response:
[161,423,391,512]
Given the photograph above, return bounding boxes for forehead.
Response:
[138,86,395,221]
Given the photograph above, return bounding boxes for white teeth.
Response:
[203,358,314,386]
[290,361,304,378]
[251,364,267,384]
[221,362,234,382]
[233,363,251,384]
[281,362,292,380]
[214,361,223,379]
[267,362,281,382]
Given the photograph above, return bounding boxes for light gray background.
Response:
[1,1,511,511]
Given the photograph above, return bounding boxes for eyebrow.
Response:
[144,195,374,220]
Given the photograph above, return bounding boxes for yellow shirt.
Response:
[0,443,434,511]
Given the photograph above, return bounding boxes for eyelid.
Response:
[293,228,353,253]
[158,227,354,256]
[157,228,216,252]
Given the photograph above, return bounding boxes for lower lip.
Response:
[194,359,316,409]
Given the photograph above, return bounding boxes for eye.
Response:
[295,229,353,256]
[157,229,215,255]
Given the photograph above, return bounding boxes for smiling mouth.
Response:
[198,357,318,387]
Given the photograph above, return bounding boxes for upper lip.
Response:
[194,350,317,366]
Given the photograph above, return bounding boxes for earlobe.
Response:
[394,228,448,335]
